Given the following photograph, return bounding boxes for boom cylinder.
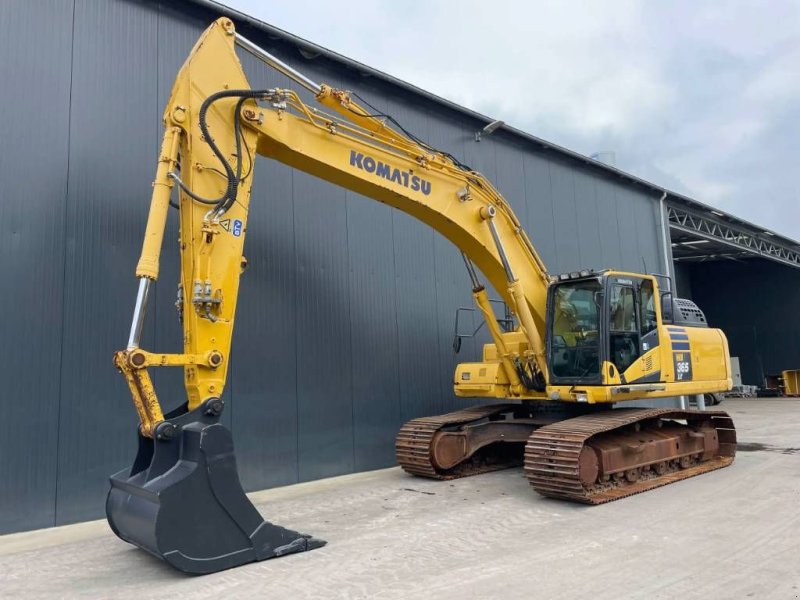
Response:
[135,126,181,280]
[473,287,524,394]
[508,279,547,374]
[461,252,481,289]
[484,215,547,378]
[486,216,516,282]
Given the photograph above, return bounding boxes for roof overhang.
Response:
[668,203,800,269]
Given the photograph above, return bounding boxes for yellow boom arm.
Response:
[117,18,552,436]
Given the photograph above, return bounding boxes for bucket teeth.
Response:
[107,402,325,574]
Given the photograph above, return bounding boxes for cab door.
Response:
[607,278,640,375]
[638,278,659,357]
[607,276,661,384]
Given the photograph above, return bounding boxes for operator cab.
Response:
[546,270,662,386]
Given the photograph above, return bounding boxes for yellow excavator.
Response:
[109,18,737,573]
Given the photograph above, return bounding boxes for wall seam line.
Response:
[53,0,78,528]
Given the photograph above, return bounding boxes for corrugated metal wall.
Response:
[0,0,666,533]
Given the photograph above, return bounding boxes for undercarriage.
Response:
[396,403,737,503]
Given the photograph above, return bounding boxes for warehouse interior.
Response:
[668,199,800,387]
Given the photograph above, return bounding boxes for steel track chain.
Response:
[523,408,737,504]
[395,404,523,479]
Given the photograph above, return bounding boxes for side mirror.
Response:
[593,291,604,309]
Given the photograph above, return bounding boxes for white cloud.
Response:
[223,0,800,239]
[744,47,800,105]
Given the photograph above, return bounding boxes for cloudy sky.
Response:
[224,1,799,239]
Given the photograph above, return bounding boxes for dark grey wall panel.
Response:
[573,172,603,269]
[495,140,529,227]
[594,179,624,270]
[549,162,581,271]
[232,158,301,490]
[522,153,558,268]
[633,191,662,275]
[229,53,301,490]
[0,0,73,533]
[55,0,159,526]
[462,134,498,182]
[392,210,442,424]
[347,191,403,469]
[0,0,678,532]
[293,174,354,482]
[614,187,646,272]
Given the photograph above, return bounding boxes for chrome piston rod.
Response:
[461,252,482,289]
[486,218,516,282]
[127,278,151,350]
[235,33,322,95]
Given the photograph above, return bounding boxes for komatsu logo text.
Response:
[349,151,431,196]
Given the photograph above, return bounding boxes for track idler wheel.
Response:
[106,399,325,574]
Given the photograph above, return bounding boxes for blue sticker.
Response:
[232,219,242,237]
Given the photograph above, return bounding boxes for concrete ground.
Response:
[1,398,799,599]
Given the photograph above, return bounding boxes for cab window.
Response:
[640,279,657,335]
[549,279,602,379]
[609,283,639,372]
[610,285,636,332]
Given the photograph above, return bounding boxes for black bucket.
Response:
[107,399,325,574]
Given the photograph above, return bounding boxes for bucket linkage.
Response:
[107,398,325,574]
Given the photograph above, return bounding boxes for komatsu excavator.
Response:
[109,18,737,574]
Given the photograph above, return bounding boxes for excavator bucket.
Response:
[107,400,325,574]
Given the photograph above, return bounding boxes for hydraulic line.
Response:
[170,89,267,214]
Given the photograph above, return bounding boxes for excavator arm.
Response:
[116,17,554,439]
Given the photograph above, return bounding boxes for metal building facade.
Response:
[0,0,669,533]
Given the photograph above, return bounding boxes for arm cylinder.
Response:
[485,215,547,378]
[135,126,181,279]
[234,33,321,94]
[508,279,547,375]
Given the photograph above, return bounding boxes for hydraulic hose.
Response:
[171,89,272,214]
